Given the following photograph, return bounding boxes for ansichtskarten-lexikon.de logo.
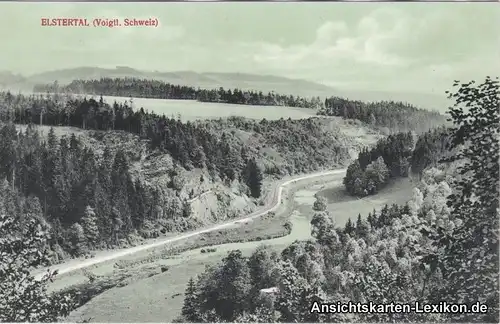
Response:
[310,301,489,314]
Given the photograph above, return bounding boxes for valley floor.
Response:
[61,176,414,323]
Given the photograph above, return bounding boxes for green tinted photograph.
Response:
[0,2,498,323]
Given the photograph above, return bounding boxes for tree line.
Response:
[33,78,325,109]
[0,121,271,259]
[177,77,499,323]
[410,126,453,178]
[319,96,447,133]
[33,77,448,134]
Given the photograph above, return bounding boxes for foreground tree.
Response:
[0,214,76,322]
[422,77,499,322]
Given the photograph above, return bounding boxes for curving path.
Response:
[34,168,346,280]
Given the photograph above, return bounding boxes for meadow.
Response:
[94,95,318,121]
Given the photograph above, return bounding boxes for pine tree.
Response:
[181,277,200,322]
[245,158,263,198]
[344,218,355,236]
[182,200,192,218]
[343,160,363,195]
[69,222,87,256]
[276,261,309,322]
[432,77,499,322]
[111,207,123,245]
[311,211,338,246]
[81,205,99,249]
[356,213,370,238]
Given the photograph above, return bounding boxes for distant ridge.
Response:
[1,66,450,111]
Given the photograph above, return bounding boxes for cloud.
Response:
[250,7,414,73]
[227,6,497,92]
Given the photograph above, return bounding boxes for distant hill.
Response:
[0,66,450,111]
[0,71,27,88]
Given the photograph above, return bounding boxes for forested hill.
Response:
[33,77,447,133]
[0,91,353,174]
[0,91,359,263]
[33,78,324,109]
[319,96,447,133]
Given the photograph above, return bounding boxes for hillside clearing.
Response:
[317,177,415,225]
[30,93,318,122]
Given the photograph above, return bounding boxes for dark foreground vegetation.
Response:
[176,77,499,323]
[34,77,447,133]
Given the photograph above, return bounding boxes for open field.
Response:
[105,96,318,121]
[317,177,415,225]
[31,92,318,121]
[64,176,414,323]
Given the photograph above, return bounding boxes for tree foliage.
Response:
[421,77,499,322]
[0,91,351,178]
[244,158,263,198]
[320,96,447,133]
[0,214,76,322]
[343,132,413,196]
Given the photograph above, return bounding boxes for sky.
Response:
[1,2,499,95]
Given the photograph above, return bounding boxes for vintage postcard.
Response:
[0,2,498,323]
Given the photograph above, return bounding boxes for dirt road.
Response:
[34,168,346,280]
